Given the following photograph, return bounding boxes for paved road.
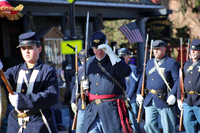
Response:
[55,102,186,133]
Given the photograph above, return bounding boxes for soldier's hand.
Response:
[9,92,18,108]
[71,103,77,114]
[98,44,121,66]
[167,95,176,105]
[82,80,89,90]
[0,60,3,70]
[177,99,183,111]
[136,94,144,106]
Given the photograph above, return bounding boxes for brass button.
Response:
[189,81,191,83]
[96,83,99,86]
[22,89,25,92]
[152,79,154,81]
[191,72,193,74]
[25,70,29,74]
[97,73,99,76]
[96,94,98,96]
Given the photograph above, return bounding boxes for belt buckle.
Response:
[95,99,102,105]
[189,91,194,95]
[151,89,156,94]
[17,112,27,118]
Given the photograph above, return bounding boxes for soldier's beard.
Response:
[191,53,199,60]
[154,53,160,59]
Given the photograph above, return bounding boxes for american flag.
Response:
[118,22,144,44]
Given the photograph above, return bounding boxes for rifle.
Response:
[179,38,184,131]
[81,11,89,110]
[137,34,149,123]
[149,39,153,60]
[186,39,190,61]
[72,45,79,130]
[0,69,27,118]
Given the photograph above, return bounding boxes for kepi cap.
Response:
[78,49,90,59]
[152,40,165,48]
[190,39,200,50]
[17,32,40,48]
[90,31,106,47]
[118,48,130,57]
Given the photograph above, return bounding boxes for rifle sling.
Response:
[97,62,137,118]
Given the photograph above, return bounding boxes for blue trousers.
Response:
[128,102,140,133]
[183,103,200,133]
[88,114,105,133]
[144,99,176,133]
[76,110,85,133]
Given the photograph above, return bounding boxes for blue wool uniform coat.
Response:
[125,64,140,103]
[81,55,131,133]
[0,59,59,133]
[177,58,200,106]
[70,66,85,110]
[137,55,180,108]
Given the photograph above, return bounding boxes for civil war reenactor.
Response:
[136,40,180,133]
[0,32,59,133]
[70,49,90,133]
[118,48,141,133]
[81,31,134,133]
[177,39,200,133]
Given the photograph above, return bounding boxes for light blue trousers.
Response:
[76,110,85,133]
[128,102,140,133]
[144,99,176,133]
[183,103,200,133]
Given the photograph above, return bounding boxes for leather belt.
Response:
[147,88,167,94]
[186,89,200,95]
[12,109,40,118]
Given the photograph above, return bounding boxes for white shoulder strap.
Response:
[154,58,171,92]
[16,69,39,94]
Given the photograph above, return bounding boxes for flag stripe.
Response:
[119,26,134,44]
[118,22,143,44]
[123,25,136,43]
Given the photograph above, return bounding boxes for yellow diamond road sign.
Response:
[61,40,83,55]
[67,0,75,4]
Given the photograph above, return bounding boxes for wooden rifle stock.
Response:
[137,34,149,123]
[72,111,78,130]
[0,70,14,95]
[179,38,185,131]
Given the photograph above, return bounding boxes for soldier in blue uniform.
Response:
[177,39,200,133]
[136,40,180,133]
[81,31,133,133]
[118,48,140,133]
[70,49,90,133]
[0,32,59,133]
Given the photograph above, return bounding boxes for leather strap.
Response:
[185,61,198,76]
[154,58,171,95]
[147,57,167,80]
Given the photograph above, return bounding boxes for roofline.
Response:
[10,0,165,9]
